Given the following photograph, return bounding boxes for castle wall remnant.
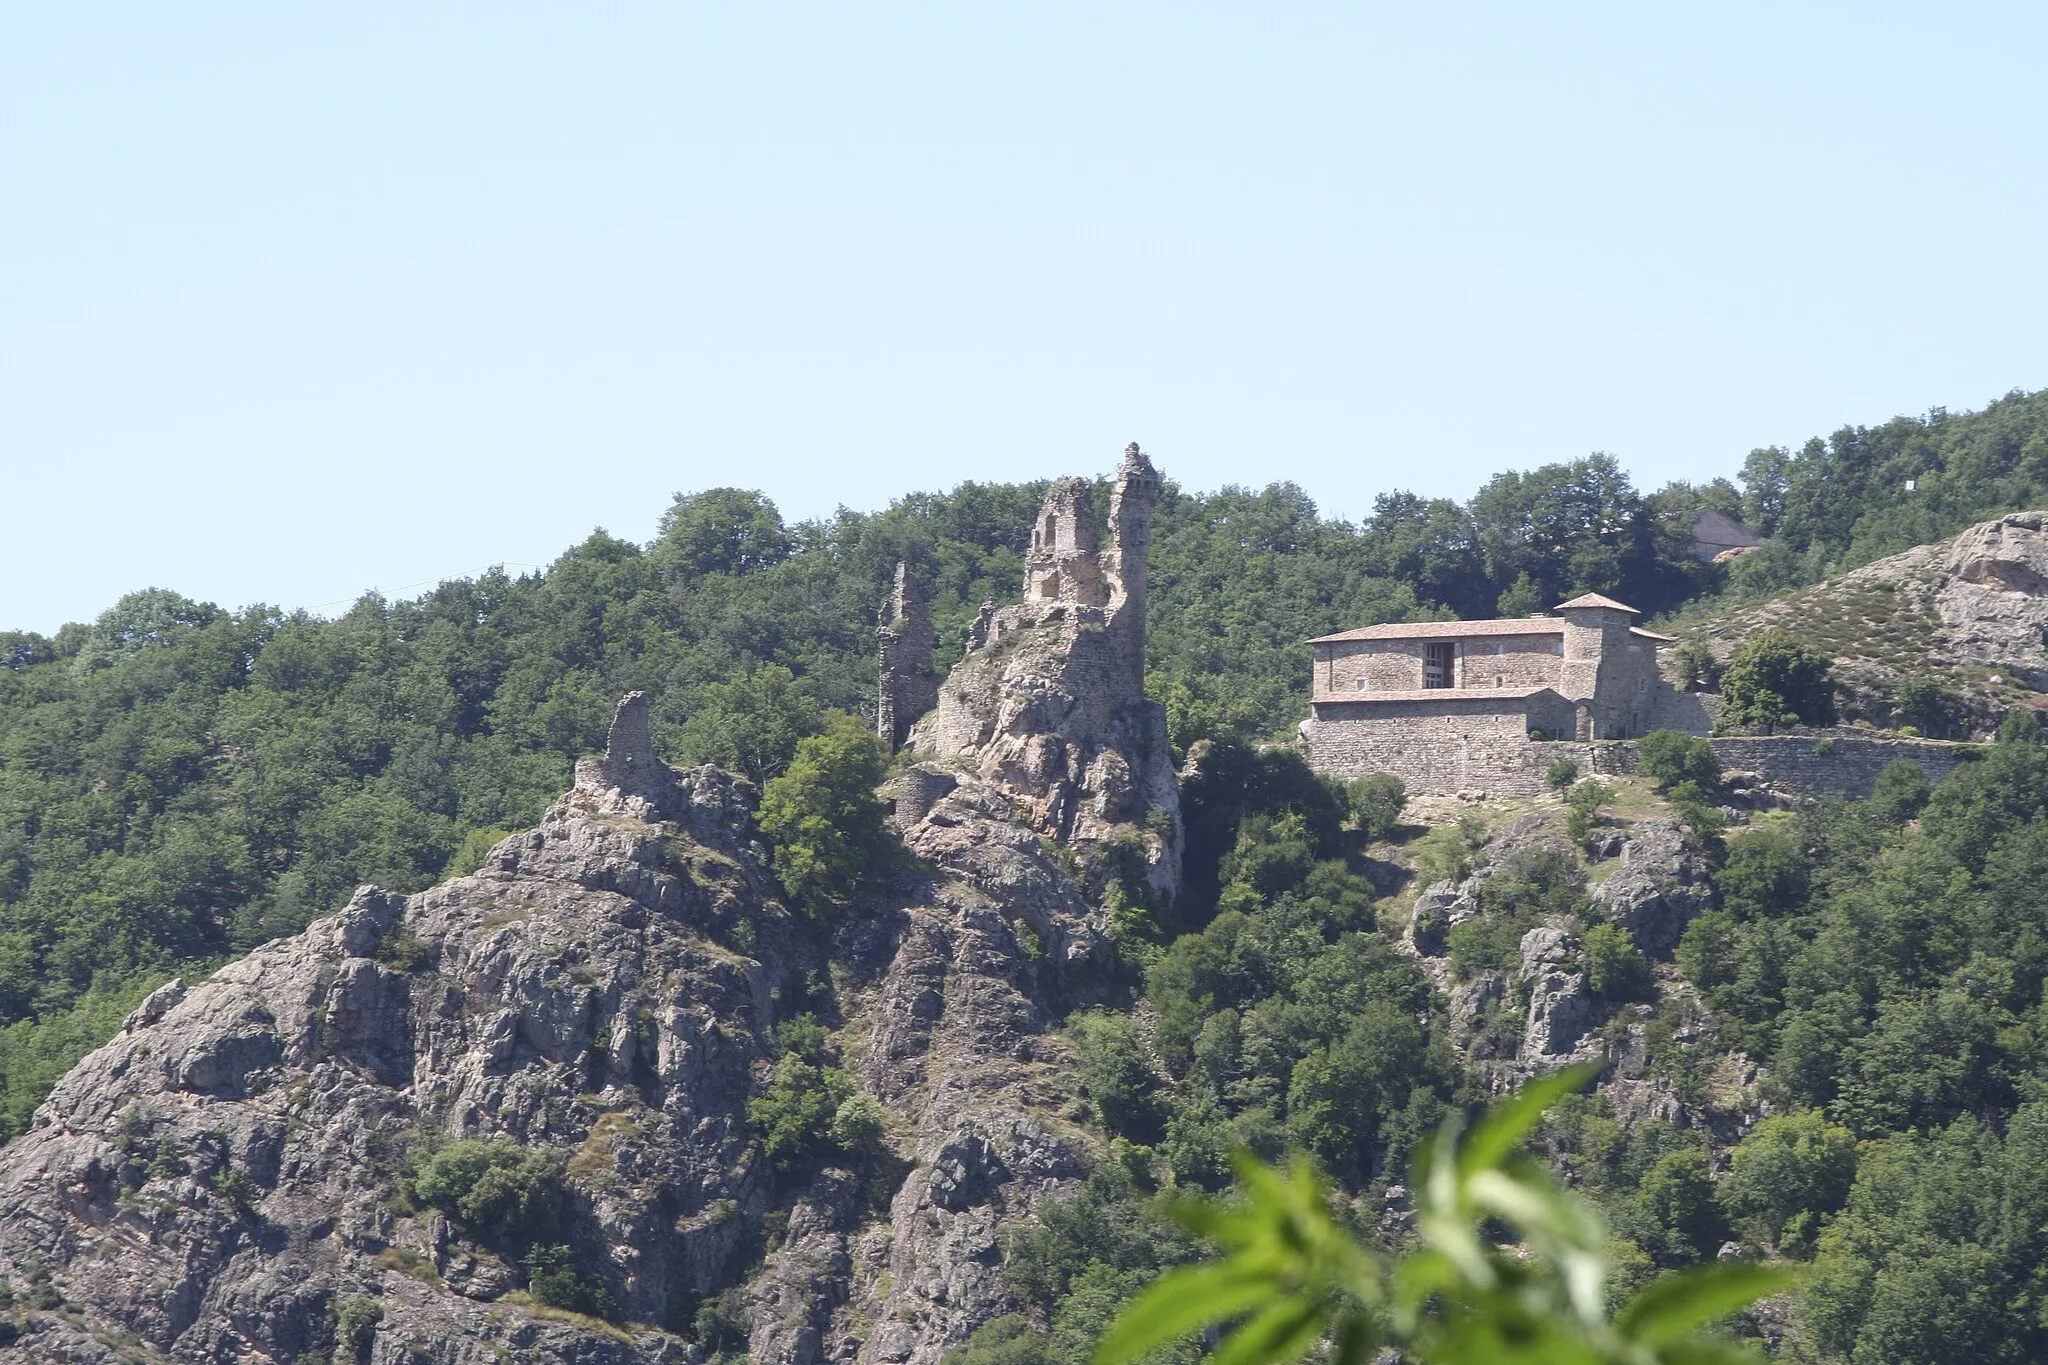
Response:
[908,444,1181,896]
[876,561,939,748]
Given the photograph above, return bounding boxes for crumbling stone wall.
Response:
[1706,732,1967,795]
[876,562,939,748]
[908,445,1181,897]
[1304,717,1968,801]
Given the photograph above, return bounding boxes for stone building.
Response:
[1302,593,1704,794]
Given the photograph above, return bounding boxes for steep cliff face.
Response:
[0,696,1110,1365]
[909,449,1181,901]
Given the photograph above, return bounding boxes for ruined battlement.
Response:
[905,445,1180,896]
[876,561,938,749]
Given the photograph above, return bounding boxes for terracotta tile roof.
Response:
[1630,626,1679,644]
[1311,686,1561,704]
[1552,592,1640,614]
[1308,618,1565,644]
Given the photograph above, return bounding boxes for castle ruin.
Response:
[876,562,938,749]
[906,444,1182,896]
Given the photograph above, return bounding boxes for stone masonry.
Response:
[1303,593,1685,795]
[909,445,1182,897]
[876,561,939,749]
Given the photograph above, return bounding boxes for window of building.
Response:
[1424,642,1453,689]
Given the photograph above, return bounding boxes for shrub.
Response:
[444,826,513,881]
[750,1051,855,1170]
[757,711,889,911]
[525,1244,616,1319]
[375,924,431,973]
[1717,629,1836,731]
[1673,636,1719,691]
[1546,757,1580,791]
[1446,915,1522,980]
[212,1163,260,1215]
[1345,773,1406,839]
[1563,779,1609,845]
[1636,730,1721,793]
[336,1296,383,1362]
[1581,924,1651,1000]
[408,1139,563,1239]
[693,1286,752,1356]
[1666,781,1727,848]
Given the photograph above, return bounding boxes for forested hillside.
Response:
[5,388,2048,1364]
[1707,386,2048,608]
[0,452,1737,1134]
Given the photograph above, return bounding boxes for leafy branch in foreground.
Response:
[1095,1065,1791,1365]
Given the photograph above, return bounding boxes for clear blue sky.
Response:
[5,4,2046,634]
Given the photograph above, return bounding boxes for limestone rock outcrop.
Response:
[909,446,1182,899]
[1518,925,1598,1062]
[1589,819,1715,956]
[1702,509,2048,730]
[0,693,1107,1365]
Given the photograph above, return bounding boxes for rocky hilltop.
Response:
[0,452,1185,1365]
[0,695,1126,1364]
[909,446,1181,900]
[1697,509,2048,729]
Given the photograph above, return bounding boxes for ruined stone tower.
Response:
[876,561,938,748]
[1105,443,1158,691]
[906,445,1182,898]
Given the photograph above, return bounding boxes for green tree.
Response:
[1634,731,1721,793]
[654,488,793,577]
[757,712,888,911]
[408,1139,563,1239]
[1716,630,1835,732]
[1580,925,1650,1001]
[1071,1010,1165,1144]
[1868,758,1932,824]
[673,663,825,786]
[1890,674,1959,736]
[1094,1068,1788,1365]
[1717,1110,1856,1253]
[1344,773,1405,840]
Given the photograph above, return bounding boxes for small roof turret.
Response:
[1552,592,1639,614]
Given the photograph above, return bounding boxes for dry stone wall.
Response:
[1306,711,1970,801]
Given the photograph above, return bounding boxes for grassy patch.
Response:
[500,1291,638,1343]
[375,1246,443,1285]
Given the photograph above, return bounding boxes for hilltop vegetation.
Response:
[4,388,2048,1362]
[1706,386,2048,606]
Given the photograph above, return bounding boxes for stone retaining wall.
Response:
[1704,731,1968,796]
[1306,723,1971,801]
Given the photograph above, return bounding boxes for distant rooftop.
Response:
[1552,592,1640,614]
[1310,591,1657,645]
[1309,618,1563,644]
